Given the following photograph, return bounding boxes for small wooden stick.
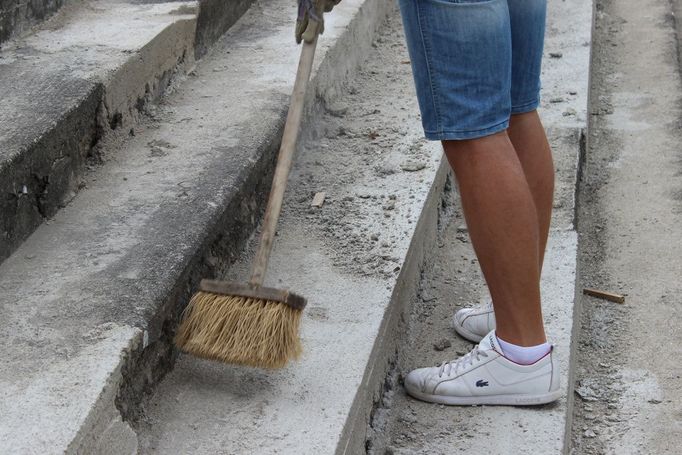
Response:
[583,288,625,304]
[311,191,326,207]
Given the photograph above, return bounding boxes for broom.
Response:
[175,31,319,369]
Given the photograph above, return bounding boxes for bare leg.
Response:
[508,110,554,270]
[444,131,546,346]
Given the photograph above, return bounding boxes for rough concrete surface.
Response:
[0,0,198,263]
[538,0,592,134]
[130,0,256,58]
[0,0,394,453]
[571,0,682,453]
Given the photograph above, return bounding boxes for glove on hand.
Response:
[296,0,341,44]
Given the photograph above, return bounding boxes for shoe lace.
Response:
[438,346,489,378]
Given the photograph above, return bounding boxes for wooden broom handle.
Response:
[249,34,318,287]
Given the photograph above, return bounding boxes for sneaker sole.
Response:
[451,317,486,343]
[406,388,561,406]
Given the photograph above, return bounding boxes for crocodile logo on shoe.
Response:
[476,379,489,387]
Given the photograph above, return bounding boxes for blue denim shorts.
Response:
[399,0,547,140]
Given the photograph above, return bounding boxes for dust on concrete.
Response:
[365,190,494,455]
[284,14,433,280]
[570,2,629,450]
[570,0,682,452]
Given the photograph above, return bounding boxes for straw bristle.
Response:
[175,291,303,368]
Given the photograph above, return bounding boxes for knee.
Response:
[509,109,539,128]
[442,131,517,175]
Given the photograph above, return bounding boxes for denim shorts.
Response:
[399,0,547,140]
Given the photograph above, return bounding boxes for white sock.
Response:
[496,335,551,365]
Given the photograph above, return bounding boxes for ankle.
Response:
[495,327,546,346]
[495,333,551,365]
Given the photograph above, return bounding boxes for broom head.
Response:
[175,279,307,368]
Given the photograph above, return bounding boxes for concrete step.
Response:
[134,0,591,453]
[0,0,253,264]
[0,0,198,263]
[0,0,393,452]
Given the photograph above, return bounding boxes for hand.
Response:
[296,0,341,44]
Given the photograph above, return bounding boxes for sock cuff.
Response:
[496,334,551,365]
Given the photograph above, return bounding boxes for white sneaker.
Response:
[451,303,496,343]
[404,331,560,406]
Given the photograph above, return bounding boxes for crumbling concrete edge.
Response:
[336,156,450,455]
[564,129,586,455]
[67,328,144,454]
[0,9,199,264]
[1,0,263,265]
[193,0,255,58]
[563,1,596,452]
[100,10,199,135]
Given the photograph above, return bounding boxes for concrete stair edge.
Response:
[0,0,257,265]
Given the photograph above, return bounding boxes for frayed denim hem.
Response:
[511,99,540,115]
[424,119,509,141]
